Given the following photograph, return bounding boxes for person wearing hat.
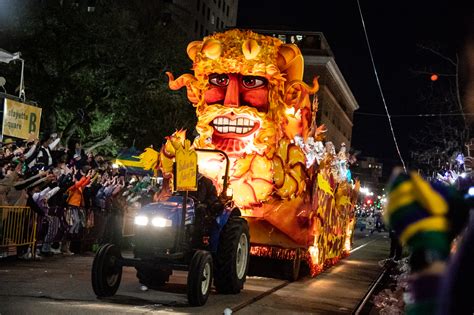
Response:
[1,137,14,147]
[32,133,61,170]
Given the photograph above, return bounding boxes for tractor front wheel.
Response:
[187,250,213,306]
[91,244,123,297]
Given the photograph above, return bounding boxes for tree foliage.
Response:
[409,42,469,177]
[0,0,195,154]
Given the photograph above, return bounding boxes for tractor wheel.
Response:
[91,243,122,297]
[283,248,302,281]
[214,217,250,294]
[136,267,172,289]
[187,250,213,306]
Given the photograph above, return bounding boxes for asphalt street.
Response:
[0,230,389,314]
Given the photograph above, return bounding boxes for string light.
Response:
[356,0,407,172]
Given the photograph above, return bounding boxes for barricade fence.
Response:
[0,205,137,258]
[0,206,37,256]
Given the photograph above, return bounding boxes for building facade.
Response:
[351,156,384,193]
[250,30,359,150]
[166,0,239,39]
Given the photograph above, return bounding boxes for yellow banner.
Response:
[2,99,42,140]
[175,140,197,191]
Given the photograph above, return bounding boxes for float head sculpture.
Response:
[167,29,319,207]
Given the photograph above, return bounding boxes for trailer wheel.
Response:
[91,244,122,297]
[214,217,250,294]
[136,267,172,289]
[187,250,213,306]
[283,248,301,281]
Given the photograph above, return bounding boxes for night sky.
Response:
[237,0,470,176]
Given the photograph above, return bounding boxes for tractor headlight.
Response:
[134,215,149,226]
[151,217,173,227]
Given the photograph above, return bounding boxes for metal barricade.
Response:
[0,206,37,256]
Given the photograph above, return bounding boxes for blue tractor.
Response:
[91,149,250,306]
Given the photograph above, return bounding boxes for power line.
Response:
[356,0,407,172]
[355,112,473,118]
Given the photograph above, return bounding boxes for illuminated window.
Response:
[278,34,286,42]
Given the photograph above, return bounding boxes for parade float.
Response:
[161,29,359,279]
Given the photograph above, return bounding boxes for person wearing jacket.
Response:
[61,174,91,255]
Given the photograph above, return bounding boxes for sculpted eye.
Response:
[242,76,266,88]
[209,74,229,87]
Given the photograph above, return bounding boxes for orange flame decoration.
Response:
[162,29,359,275]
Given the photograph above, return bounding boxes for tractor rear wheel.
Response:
[214,217,250,294]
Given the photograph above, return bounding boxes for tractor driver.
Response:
[189,172,224,229]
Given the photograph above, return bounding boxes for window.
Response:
[218,0,221,9]
[220,21,224,29]
[207,7,210,20]
[226,5,229,16]
[196,0,200,10]
[194,20,198,32]
[200,24,204,37]
[211,14,215,24]
[216,16,220,28]
[202,3,205,15]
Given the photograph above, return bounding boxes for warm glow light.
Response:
[151,217,172,227]
[430,74,439,81]
[344,225,353,252]
[134,215,148,226]
[308,245,319,265]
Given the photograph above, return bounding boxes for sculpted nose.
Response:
[223,75,240,107]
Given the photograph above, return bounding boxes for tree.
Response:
[409,42,469,177]
[0,0,194,154]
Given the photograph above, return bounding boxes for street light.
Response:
[0,48,25,100]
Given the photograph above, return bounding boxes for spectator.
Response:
[365,212,376,235]
[385,169,472,314]
[388,228,402,261]
[62,173,91,255]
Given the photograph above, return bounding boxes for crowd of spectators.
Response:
[0,132,160,260]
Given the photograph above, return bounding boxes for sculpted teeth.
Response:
[213,117,255,134]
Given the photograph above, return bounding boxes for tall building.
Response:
[167,0,239,39]
[249,30,359,150]
[351,156,384,193]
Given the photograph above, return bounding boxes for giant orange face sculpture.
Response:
[166,29,318,208]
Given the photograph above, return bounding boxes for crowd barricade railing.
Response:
[0,206,37,257]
